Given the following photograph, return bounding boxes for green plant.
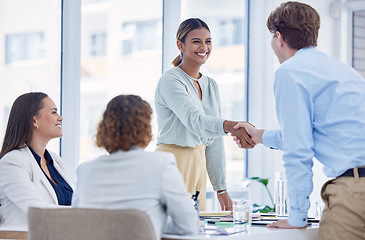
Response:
[249,177,275,213]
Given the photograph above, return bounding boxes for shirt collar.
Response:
[177,66,205,82]
[295,46,315,56]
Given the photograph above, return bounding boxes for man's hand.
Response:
[217,191,233,211]
[233,122,264,148]
[267,219,307,229]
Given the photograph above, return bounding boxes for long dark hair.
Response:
[0,92,48,159]
[171,18,210,67]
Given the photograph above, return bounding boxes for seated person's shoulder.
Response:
[144,150,176,164]
[0,147,28,163]
[0,148,33,173]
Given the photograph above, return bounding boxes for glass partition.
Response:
[181,0,248,187]
[79,0,248,188]
[353,10,365,78]
[79,0,163,162]
[0,0,62,152]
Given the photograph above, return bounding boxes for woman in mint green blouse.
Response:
[155,18,254,211]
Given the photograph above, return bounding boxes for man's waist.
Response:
[338,166,365,178]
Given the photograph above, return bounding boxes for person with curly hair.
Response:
[72,95,199,240]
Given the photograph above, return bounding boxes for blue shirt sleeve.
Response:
[262,130,283,150]
[273,69,314,227]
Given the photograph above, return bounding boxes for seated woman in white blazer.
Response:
[0,92,73,227]
[72,95,199,240]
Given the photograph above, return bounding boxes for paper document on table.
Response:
[199,211,232,217]
[202,225,246,235]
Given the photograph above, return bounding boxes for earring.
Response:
[36,126,39,130]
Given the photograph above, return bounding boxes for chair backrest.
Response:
[28,207,156,240]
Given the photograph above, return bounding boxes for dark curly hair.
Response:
[95,95,152,153]
[266,1,320,49]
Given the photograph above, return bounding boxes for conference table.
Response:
[162,224,319,240]
[0,223,319,240]
[0,229,27,240]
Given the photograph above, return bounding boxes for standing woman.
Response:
[0,92,73,227]
[155,18,254,211]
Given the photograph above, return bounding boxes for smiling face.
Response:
[33,97,63,142]
[178,27,212,67]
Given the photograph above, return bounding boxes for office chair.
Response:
[28,207,156,240]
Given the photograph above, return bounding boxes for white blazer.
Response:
[72,147,199,240]
[0,146,73,228]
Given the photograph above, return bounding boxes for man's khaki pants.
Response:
[319,167,365,240]
[156,144,207,211]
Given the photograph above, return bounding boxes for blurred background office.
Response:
[0,0,364,217]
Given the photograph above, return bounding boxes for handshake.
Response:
[224,121,265,149]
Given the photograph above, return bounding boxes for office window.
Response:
[80,0,162,163]
[5,32,45,64]
[215,19,244,47]
[79,0,248,182]
[0,0,62,152]
[90,33,106,56]
[181,0,248,187]
[121,20,162,56]
[83,0,106,3]
[353,10,365,78]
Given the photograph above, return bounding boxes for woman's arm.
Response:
[205,137,233,210]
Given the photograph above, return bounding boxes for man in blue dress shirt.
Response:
[234,2,365,239]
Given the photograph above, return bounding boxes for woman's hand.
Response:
[223,121,256,149]
[217,190,233,211]
[233,122,264,148]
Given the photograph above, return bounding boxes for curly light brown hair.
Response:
[95,95,152,153]
[266,1,320,49]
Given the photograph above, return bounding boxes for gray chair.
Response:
[28,207,156,240]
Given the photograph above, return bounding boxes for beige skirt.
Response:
[155,143,207,211]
